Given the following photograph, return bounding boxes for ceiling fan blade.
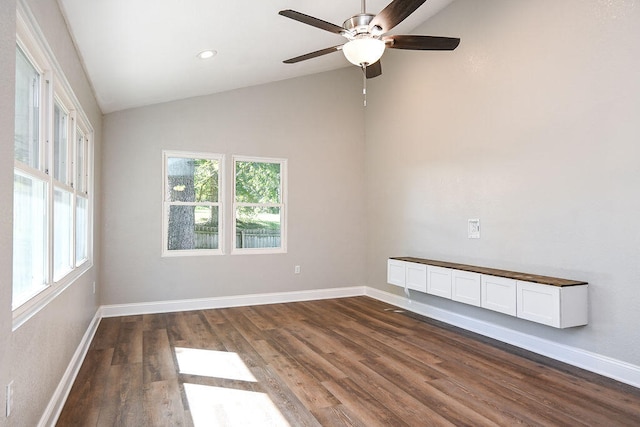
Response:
[283,45,343,64]
[279,10,346,35]
[384,35,460,50]
[369,0,427,34]
[366,60,382,79]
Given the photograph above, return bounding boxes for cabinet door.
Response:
[387,259,405,287]
[481,275,517,316]
[405,262,427,292]
[517,281,560,327]
[427,266,452,299]
[517,281,588,328]
[452,270,481,307]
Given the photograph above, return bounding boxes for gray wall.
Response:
[0,1,16,425]
[365,0,640,365]
[101,68,366,305]
[0,0,102,425]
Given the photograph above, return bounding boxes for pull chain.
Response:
[362,65,367,107]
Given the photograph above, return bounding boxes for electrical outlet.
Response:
[6,381,14,417]
[468,219,480,239]
[294,265,301,274]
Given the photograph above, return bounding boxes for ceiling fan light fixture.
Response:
[342,37,385,66]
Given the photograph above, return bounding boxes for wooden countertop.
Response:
[390,257,588,287]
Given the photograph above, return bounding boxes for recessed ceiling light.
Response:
[197,50,217,60]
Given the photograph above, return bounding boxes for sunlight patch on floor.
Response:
[184,383,290,426]
[175,347,257,382]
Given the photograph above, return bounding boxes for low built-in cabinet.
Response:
[387,257,588,328]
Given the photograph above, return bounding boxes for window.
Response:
[163,151,224,256]
[75,128,89,265]
[233,156,287,254]
[13,8,93,321]
[14,46,40,170]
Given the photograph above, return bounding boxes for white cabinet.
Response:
[427,266,452,299]
[387,258,587,328]
[387,260,427,292]
[387,259,405,287]
[406,262,427,292]
[452,270,481,307]
[481,275,517,316]
[517,281,588,328]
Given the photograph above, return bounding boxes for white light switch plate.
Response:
[468,219,480,239]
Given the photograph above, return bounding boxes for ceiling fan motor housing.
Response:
[343,13,380,37]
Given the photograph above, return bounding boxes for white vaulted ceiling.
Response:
[58,0,454,113]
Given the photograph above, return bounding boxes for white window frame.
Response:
[13,4,94,329]
[232,156,287,255]
[162,150,225,257]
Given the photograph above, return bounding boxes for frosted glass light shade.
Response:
[342,38,385,66]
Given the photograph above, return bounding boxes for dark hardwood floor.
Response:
[57,296,640,426]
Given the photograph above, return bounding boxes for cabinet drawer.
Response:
[517,281,560,326]
[406,262,427,292]
[452,270,481,307]
[387,259,405,287]
[517,281,588,328]
[481,275,517,316]
[427,266,452,299]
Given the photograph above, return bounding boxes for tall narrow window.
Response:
[53,102,69,184]
[163,151,223,256]
[233,157,287,254]
[14,46,40,170]
[75,129,89,266]
[12,172,48,308]
[53,188,73,280]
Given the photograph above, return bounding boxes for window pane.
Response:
[53,188,73,280]
[54,103,69,184]
[15,47,40,169]
[76,196,88,265]
[235,161,281,204]
[167,157,219,203]
[76,130,86,193]
[13,172,48,308]
[168,205,219,250]
[235,206,281,249]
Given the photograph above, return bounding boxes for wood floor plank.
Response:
[56,348,114,426]
[112,319,143,365]
[252,338,341,410]
[90,317,121,350]
[143,379,191,426]
[321,377,414,427]
[59,296,640,426]
[96,362,144,426]
[311,404,370,427]
[265,328,349,382]
[142,329,175,384]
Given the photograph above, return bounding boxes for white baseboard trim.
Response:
[101,286,367,318]
[39,307,103,427]
[365,287,640,389]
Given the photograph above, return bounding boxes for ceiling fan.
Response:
[279,0,460,79]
